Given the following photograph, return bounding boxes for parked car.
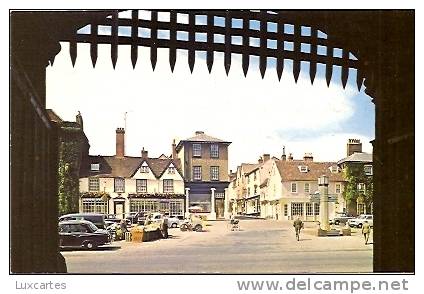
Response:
[167,216,183,228]
[347,214,373,228]
[59,213,106,229]
[126,212,146,225]
[58,220,111,249]
[329,212,354,225]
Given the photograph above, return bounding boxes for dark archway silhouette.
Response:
[10,10,414,273]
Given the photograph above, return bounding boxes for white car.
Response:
[348,214,373,228]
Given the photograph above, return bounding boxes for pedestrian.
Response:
[293,217,304,241]
[362,220,371,244]
[160,218,169,239]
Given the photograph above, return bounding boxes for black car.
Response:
[59,213,106,229]
[59,220,111,249]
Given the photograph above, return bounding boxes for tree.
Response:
[342,163,373,215]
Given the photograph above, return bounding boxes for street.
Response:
[62,219,373,274]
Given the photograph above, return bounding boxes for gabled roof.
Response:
[337,152,373,165]
[176,131,231,151]
[80,156,182,179]
[241,163,261,175]
[276,160,345,182]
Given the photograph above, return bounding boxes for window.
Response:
[163,179,174,193]
[330,166,339,173]
[90,163,100,171]
[357,203,365,215]
[193,166,202,181]
[358,183,366,193]
[247,187,250,196]
[364,165,373,176]
[254,185,257,195]
[130,199,159,213]
[304,183,310,193]
[193,144,202,157]
[291,182,298,193]
[254,171,257,180]
[210,166,219,181]
[299,166,308,173]
[82,198,108,213]
[88,177,99,192]
[168,166,176,174]
[284,204,288,216]
[136,179,147,193]
[140,163,149,173]
[306,203,314,216]
[210,144,219,158]
[189,194,211,212]
[291,202,303,216]
[314,203,320,215]
[335,183,341,194]
[114,178,125,192]
[215,192,225,199]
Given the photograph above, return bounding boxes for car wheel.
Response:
[180,224,188,231]
[357,223,362,228]
[84,241,96,250]
[194,225,202,232]
[171,223,177,228]
[335,220,340,225]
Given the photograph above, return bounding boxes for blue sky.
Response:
[47,10,374,171]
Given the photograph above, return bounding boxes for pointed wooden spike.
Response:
[242,55,249,77]
[170,51,176,72]
[356,69,363,91]
[310,62,317,84]
[70,39,77,67]
[189,51,195,73]
[151,48,157,71]
[224,54,231,75]
[131,46,138,69]
[293,60,300,82]
[342,67,349,89]
[90,44,97,68]
[326,64,333,87]
[260,56,266,79]
[207,52,213,73]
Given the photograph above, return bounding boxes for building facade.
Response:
[337,139,373,216]
[79,128,186,218]
[261,153,346,221]
[176,131,231,220]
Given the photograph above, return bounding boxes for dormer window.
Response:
[364,165,373,176]
[330,166,339,173]
[90,163,100,171]
[140,162,149,173]
[298,166,308,173]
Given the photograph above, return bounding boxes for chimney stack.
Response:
[141,147,148,158]
[195,131,204,135]
[281,146,286,161]
[303,153,313,162]
[347,139,362,156]
[115,128,125,158]
[172,139,177,159]
[288,153,294,161]
[262,154,270,162]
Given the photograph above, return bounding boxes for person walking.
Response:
[293,217,304,241]
[362,220,371,244]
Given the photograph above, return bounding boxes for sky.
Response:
[46,10,375,172]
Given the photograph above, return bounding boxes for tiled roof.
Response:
[176,132,231,151]
[241,163,261,175]
[80,156,182,179]
[337,152,373,165]
[276,160,345,182]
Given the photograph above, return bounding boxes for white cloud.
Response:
[46,42,373,171]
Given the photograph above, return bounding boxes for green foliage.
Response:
[57,137,82,215]
[342,163,373,212]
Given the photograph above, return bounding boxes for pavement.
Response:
[62,219,373,274]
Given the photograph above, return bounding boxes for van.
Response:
[59,213,106,229]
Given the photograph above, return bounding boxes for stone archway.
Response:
[10,10,414,273]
